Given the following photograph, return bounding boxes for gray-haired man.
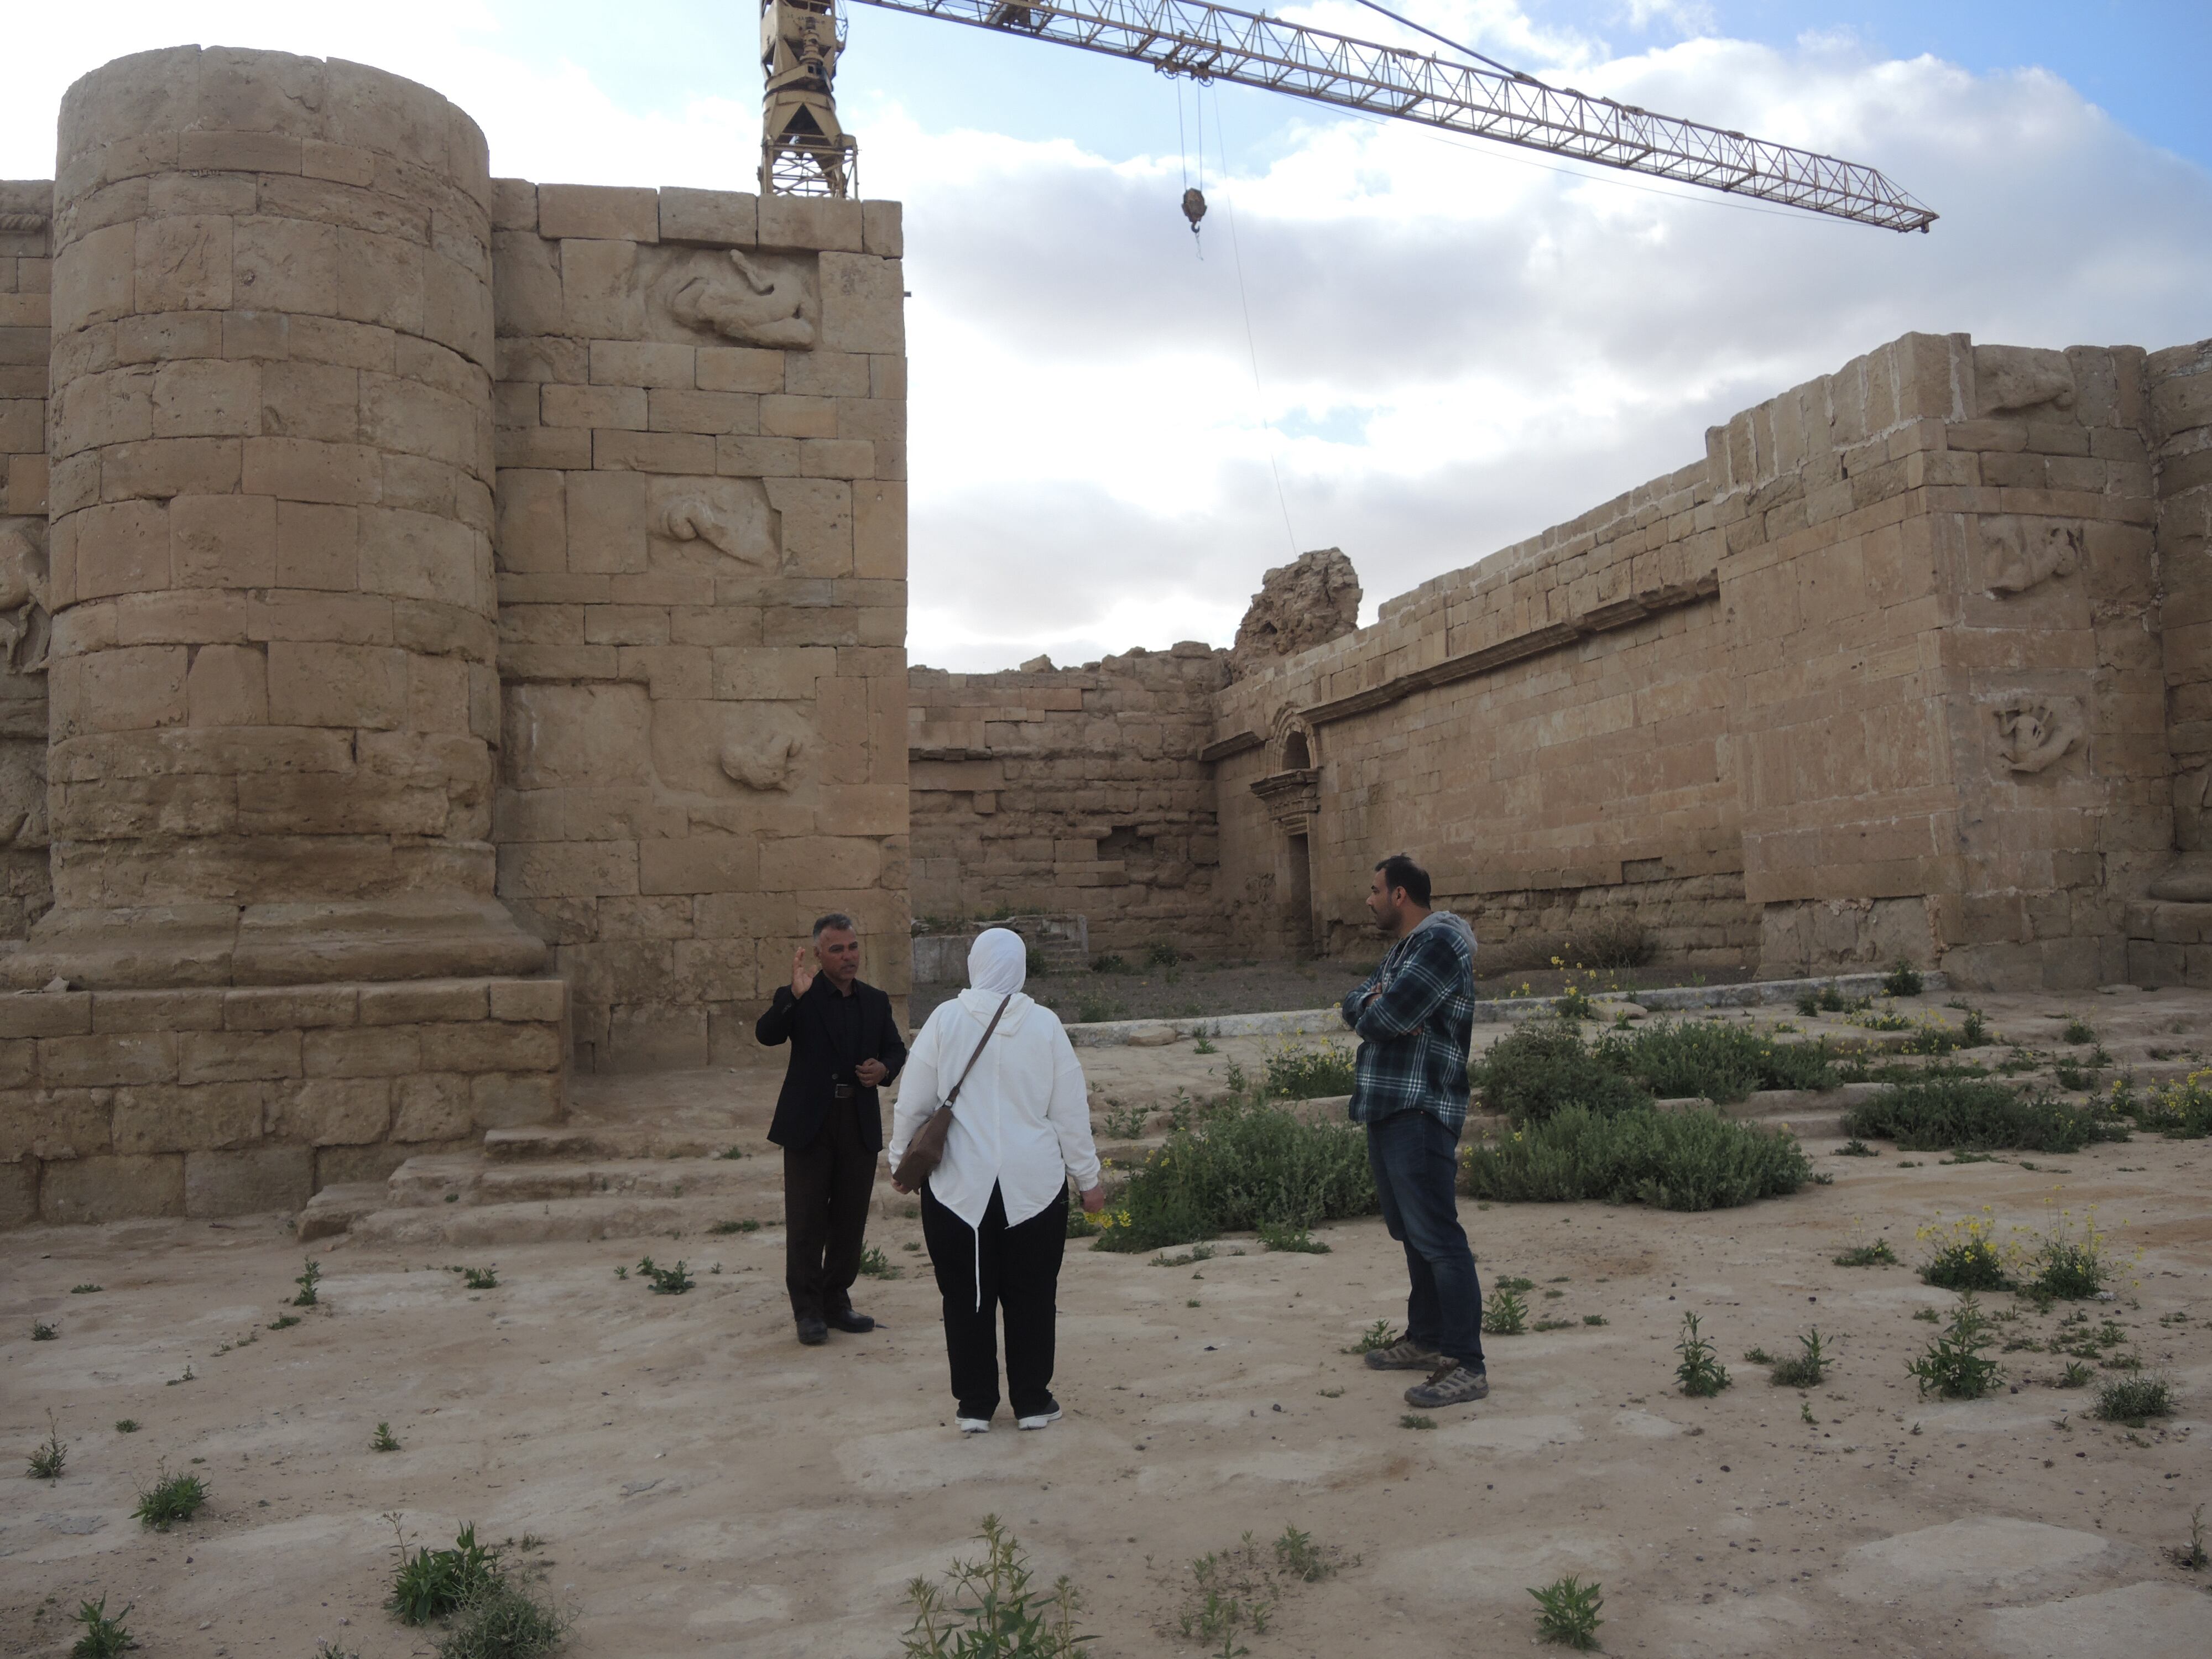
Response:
[755,914,907,1345]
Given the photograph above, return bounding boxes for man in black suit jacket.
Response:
[755,911,908,1346]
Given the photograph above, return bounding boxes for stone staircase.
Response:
[299,1123,790,1247]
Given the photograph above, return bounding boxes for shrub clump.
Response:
[1594,1019,1838,1103]
[1459,1107,1813,1211]
[1260,1037,1357,1100]
[1092,1100,1376,1251]
[2093,1373,2174,1425]
[1473,1020,1650,1123]
[1843,1078,2128,1152]
[1906,1296,2002,1399]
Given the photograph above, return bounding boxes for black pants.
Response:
[920,1181,1067,1421]
[781,1094,875,1322]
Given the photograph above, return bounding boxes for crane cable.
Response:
[1207,85,1298,558]
[1346,0,1542,83]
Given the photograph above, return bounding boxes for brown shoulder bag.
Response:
[891,994,1012,1192]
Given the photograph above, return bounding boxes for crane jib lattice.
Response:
[845,0,1937,231]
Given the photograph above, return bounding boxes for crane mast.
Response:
[761,0,861,196]
[763,0,1936,233]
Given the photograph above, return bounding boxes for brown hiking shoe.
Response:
[1363,1338,1443,1371]
[1403,1362,1489,1409]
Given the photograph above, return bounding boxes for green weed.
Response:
[1473,1020,1650,1122]
[389,1521,502,1625]
[269,1313,301,1330]
[1483,1287,1529,1335]
[434,1577,568,1659]
[27,1411,67,1481]
[707,1219,760,1235]
[2057,1360,2095,1388]
[1767,1329,1829,1389]
[1882,961,1924,997]
[1674,1313,1730,1397]
[900,1515,1092,1658]
[114,1420,138,1433]
[293,1257,322,1307]
[1834,1238,1899,1267]
[1595,1018,1837,1102]
[1260,1038,1356,1100]
[452,1266,498,1290]
[1838,1138,1877,1156]
[1583,1315,1608,1327]
[2062,1017,2096,1046]
[1257,1221,1331,1253]
[1528,1574,1604,1650]
[32,1319,57,1340]
[1096,1103,1149,1140]
[2093,1373,2174,1425]
[1906,1296,2002,1400]
[133,1468,208,1530]
[2178,1505,2208,1572]
[373,1422,401,1453]
[858,1246,900,1279]
[70,1283,102,1294]
[634,1257,693,1295]
[69,1597,134,1659]
[1348,1318,1401,1354]
[1400,1413,1436,1430]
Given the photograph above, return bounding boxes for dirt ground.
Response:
[6,989,2211,1658]
[912,957,1759,1026]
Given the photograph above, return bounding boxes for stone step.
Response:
[347,1194,719,1248]
[482,1125,753,1162]
[382,1151,776,1209]
[297,1181,389,1241]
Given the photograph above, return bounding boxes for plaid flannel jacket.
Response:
[1340,911,1477,1131]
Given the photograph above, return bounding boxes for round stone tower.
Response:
[19,45,545,985]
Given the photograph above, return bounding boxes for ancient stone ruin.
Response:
[1,45,906,1224]
[6,44,2212,1229]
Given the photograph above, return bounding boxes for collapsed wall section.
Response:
[909,645,1228,959]
[488,185,909,1068]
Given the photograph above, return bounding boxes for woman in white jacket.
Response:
[888,928,1105,1433]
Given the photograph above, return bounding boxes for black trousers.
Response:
[781,1094,875,1322]
[920,1180,1067,1420]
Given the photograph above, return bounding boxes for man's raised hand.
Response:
[790,946,817,998]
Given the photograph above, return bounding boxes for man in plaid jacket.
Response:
[1341,853,1488,1410]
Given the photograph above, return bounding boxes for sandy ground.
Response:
[6,988,2212,1658]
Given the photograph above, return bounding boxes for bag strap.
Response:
[941,994,1013,1110]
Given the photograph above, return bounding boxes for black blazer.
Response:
[754,977,907,1152]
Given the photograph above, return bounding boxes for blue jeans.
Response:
[1366,1108,1485,1369]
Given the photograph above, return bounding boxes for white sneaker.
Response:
[1016,1405,1062,1431]
[956,1416,991,1434]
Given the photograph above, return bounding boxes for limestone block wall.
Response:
[908,645,1231,959]
[488,184,909,1069]
[0,975,564,1227]
[0,182,53,942]
[1208,332,2176,990]
[1213,461,1752,964]
[1726,337,2165,988]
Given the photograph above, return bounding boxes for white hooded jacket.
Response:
[887,929,1103,1235]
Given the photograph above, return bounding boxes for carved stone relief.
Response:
[1973,345,2076,418]
[1991,696,2084,774]
[0,519,50,676]
[646,478,777,568]
[658,247,816,351]
[721,727,808,791]
[1983,516,2082,596]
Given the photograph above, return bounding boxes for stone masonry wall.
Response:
[0,975,564,1227]
[1208,332,2176,991]
[488,183,909,1069]
[909,644,1229,961]
[0,183,52,944]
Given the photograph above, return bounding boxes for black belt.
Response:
[831,1084,855,1099]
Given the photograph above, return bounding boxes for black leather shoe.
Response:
[826,1308,875,1333]
[796,1317,828,1346]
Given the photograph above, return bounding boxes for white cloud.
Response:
[6,8,2209,673]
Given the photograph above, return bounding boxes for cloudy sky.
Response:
[8,3,2210,669]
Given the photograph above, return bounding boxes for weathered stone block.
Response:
[223,985,359,1030]
[0,1088,112,1162]
[112,1080,266,1153]
[470,1070,562,1128]
[275,1076,393,1144]
[41,1152,184,1222]
[393,1070,473,1140]
[488,979,566,1022]
[661,187,757,246]
[302,1026,420,1077]
[180,1029,302,1084]
[0,993,94,1039]
[420,1019,563,1072]
[539,184,659,243]
[185,1144,311,1216]
[359,979,491,1024]
[40,1031,179,1088]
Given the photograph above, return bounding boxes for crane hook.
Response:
[1181,186,1207,236]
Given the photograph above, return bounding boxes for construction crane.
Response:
[760,0,1937,232]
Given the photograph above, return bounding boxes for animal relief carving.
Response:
[667,248,816,350]
[721,728,807,791]
[1991,696,2084,775]
[646,478,777,568]
[1984,517,2082,596]
[0,518,51,675]
[1973,345,2075,418]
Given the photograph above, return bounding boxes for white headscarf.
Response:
[967,927,1028,995]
